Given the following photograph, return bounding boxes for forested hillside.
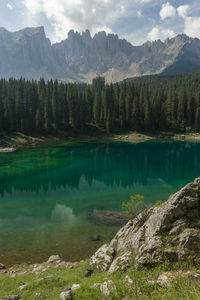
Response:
[1,72,200,135]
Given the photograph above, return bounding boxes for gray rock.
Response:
[61,287,71,292]
[90,178,200,270]
[90,283,101,289]
[71,284,80,291]
[60,290,71,300]
[135,236,164,269]
[176,229,200,250]
[169,219,187,236]
[33,293,43,299]
[108,251,132,273]
[90,244,115,271]
[157,274,171,287]
[47,255,61,263]
[123,275,133,285]
[0,27,200,83]
[18,284,27,291]
[100,280,116,298]
[32,265,46,274]
[135,248,163,269]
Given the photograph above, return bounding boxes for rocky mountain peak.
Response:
[94,31,107,39]
[0,26,200,82]
[173,33,191,42]
[164,34,191,48]
[82,29,92,41]
[0,27,8,33]
[0,27,10,41]
[68,29,81,39]
[20,26,45,36]
[10,26,46,41]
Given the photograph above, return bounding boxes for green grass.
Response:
[1,260,200,300]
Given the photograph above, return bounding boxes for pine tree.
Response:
[93,92,101,125]
[119,83,126,131]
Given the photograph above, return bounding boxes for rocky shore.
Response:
[90,177,200,272]
[1,132,200,154]
[1,178,200,299]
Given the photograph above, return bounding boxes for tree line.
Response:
[1,73,200,135]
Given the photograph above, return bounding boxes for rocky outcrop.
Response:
[90,244,115,271]
[0,27,65,81]
[90,178,200,271]
[0,27,200,83]
[100,280,116,298]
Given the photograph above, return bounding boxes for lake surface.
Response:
[0,140,200,266]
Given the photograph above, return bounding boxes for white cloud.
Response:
[22,0,160,42]
[184,16,200,39]
[176,5,200,39]
[177,5,190,19]
[148,26,175,41]
[23,0,133,42]
[7,3,13,10]
[160,2,176,20]
[148,27,159,40]
[140,0,154,2]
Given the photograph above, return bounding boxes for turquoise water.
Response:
[0,140,200,266]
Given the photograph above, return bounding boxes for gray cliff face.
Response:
[90,178,200,272]
[1,27,200,83]
[0,26,64,80]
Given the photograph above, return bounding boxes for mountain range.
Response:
[0,26,200,83]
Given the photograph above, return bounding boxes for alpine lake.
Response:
[0,139,200,266]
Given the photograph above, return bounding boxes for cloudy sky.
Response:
[0,0,200,45]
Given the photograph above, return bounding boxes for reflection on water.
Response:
[0,141,199,196]
[0,140,200,265]
[51,205,76,225]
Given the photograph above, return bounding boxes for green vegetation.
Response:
[1,260,200,299]
[122,194,147,218]
[1,72,200,135]
[154,200,165,208]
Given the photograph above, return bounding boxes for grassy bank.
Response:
[1,259,200,300]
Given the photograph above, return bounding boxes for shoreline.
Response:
[0,132,153,152]
[1,131,200,153]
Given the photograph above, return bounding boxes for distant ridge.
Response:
[0,26,200,83]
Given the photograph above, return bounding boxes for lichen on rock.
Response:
[90,244,115,271]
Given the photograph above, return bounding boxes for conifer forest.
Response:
[1,72,200,135]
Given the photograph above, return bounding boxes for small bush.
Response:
[154,200,165,208]
[122,194,146,219]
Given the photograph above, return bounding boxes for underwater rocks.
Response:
[89,209,127,226]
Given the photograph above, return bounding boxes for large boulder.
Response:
[90,178,200,271]
[90,244,115,271]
